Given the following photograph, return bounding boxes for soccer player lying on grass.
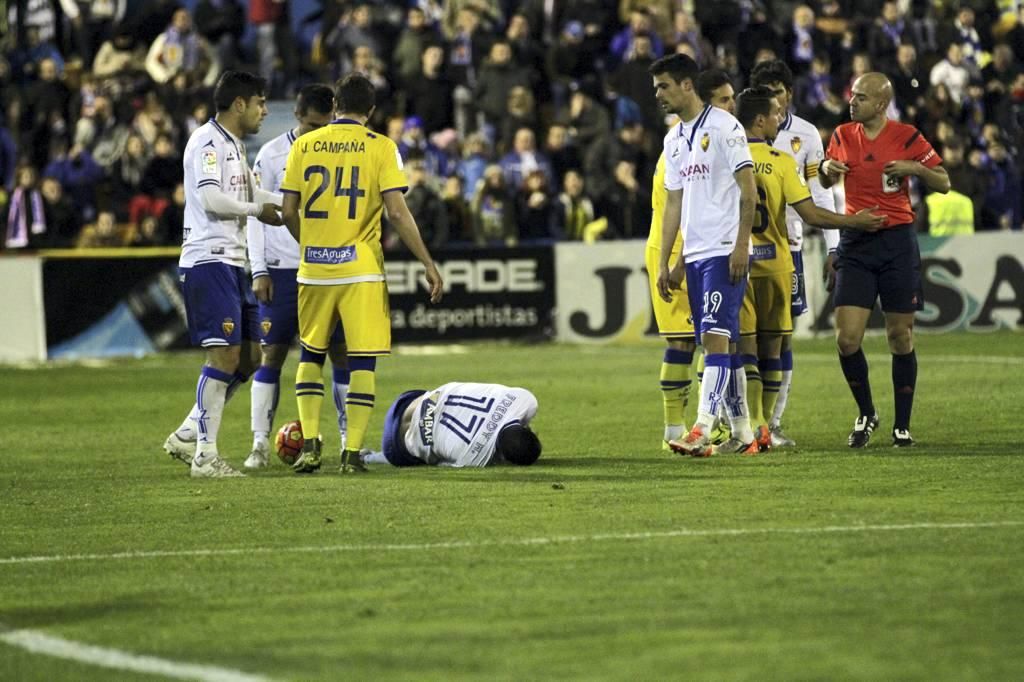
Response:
[360,382,542,468]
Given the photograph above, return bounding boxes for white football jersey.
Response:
[771,111,836,251]
[404,382,538,467]
[180,119,255,268]
[663,105,754,262]
[247,128,300,276]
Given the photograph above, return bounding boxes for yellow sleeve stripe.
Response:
[805,164,819,179]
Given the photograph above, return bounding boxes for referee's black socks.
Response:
[891,350,917,431]
[839,348,876,418]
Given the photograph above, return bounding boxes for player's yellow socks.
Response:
[344,357,377,451]
[295,357,325,441]
[660,347,693,431]
[742,353,765,425]
[760,358,783,426]
[695,351,705,406]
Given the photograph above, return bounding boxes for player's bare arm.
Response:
[793,199,886,231]
[382,190,444,303]
[281,191,300,242]
[657,187,684,302]
[883,160,951,193]
[252,275,273,303]
[731,166,756,283]
[817,158,850,189]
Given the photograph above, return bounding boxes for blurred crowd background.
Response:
[3,0,1023,251]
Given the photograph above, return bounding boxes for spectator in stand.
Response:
[499,127,553,192]
[145,8,220,89]
[403,158,449,249]
[185,101,210,137]
[6,0,60,47]
[351,45,393,122]
[23,57,71,170]
[937,6,983,76]
[930,43,972,105]
[981,142,1022,230]
[132,91,174,151]
[72,94,129,169]
[867,1,911,73]
[941,139,987,228]
[404,45,453,135]
[77,209,128,248]
[610,33,662,131]
[891,43,927,121]
[0,120,15,191]
[667,11,715,68]
[546,22,592,111]
[555,169,595,241]
[4,165,46,249]
[92,29,148,85]
[43,142,105,222]
[618,0,674,40]
[583,115,648,210]
[442,175,473,242]
[794,51,834,117]
[442,0,503,38]
[603,159,651,239]
[250,0,294,95]
[394,7,437,88]
[476,39,534,133]
[158,182,185,245]
[10,25,65,82]
[783,5,821,76]
[62,0,127,64]
[567,79,611,152]
[543,123,580,184]
[609,8,664,68]
[107,133,149,211]
[457,132,490,201]
[506,14,544,83]
[515,168,559,241]
[398,116,450,178]
[500,86,539,153]
[471,164,516,246]
[194,0,245,71]
[325,3,384,80]
[982,44,1019,114]
[446,6,491,137]
[133,215,165,246]
[41,175,81,247]
[133,133,182,225]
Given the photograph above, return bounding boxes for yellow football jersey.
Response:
[281,119,408,284]
[646,152,683,253]
[749,140,808,277]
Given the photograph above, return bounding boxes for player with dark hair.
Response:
[650,54,759,456]
[696,69,736,115]
[163,70,284,478]
[361,383,542,468]
[735,86,884,449]
[243,84,351,470]
[819,73,949,447]
[281,74,443,474]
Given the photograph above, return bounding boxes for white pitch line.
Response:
[1,521,1021,567]
[0,627,269,682]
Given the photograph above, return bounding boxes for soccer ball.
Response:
[275,420,304,465]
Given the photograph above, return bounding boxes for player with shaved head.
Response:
[818,73,950,448]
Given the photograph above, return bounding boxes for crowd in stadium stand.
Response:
[2,0,1023,250]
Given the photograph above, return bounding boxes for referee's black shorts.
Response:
[833,224,924,313]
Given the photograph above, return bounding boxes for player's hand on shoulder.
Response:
[822,158,849,179]
[424,262,444,303]
[882,160,920,178]
[252,274,273,303]
[851,206,886,231]
[258,203,284,226]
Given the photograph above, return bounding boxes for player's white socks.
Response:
[696,353,730,431]
[725,355,754,444]
[770,350,793,428]
[664,424,685,442]
[175,370,247,441]
[250,366,281,448]
[194,366,232,465]
[332,367,351,451]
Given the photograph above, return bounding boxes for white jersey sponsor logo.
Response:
[180,120,254,268]
[404,382,538,467]
[662,106,754,262]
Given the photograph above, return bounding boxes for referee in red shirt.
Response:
[819,73,950,448]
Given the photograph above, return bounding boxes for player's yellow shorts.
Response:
[298,280,390,356]
[645,244,694,340]
[741,271,794,336]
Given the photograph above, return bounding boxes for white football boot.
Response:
[163,432,195,466]
[190,453,245,478]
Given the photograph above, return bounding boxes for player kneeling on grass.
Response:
[361,382,542,468]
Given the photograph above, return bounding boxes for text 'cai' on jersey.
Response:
[280,118,408,285]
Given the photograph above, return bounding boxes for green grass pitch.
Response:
[1,332,1022,680]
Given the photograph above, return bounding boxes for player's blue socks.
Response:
[332,366,351,448]
[251,366,281,445]
[839,347,875,417]
[194,365,233,462]
[892,350,917,430]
